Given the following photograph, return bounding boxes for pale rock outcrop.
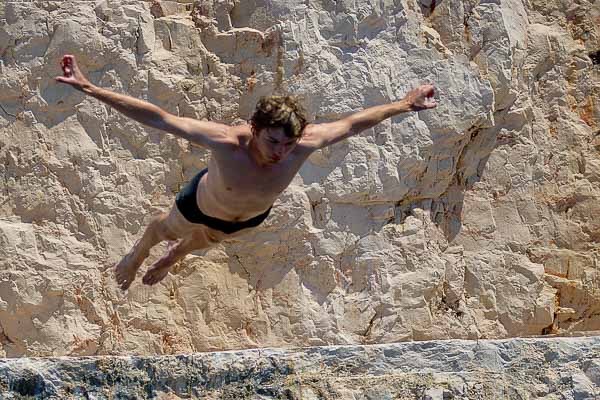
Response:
[0,0,598,357]
[1,337,599,399]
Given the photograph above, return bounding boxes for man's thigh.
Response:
[164,203,258,245]
[195,224,255,244]
[163,203,202,238]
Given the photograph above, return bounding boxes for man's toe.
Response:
[142,272,152,285]
[142,269,163,286]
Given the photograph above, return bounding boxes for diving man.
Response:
[56,54,437,290]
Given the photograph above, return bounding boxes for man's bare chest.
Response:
[213,154,303,197]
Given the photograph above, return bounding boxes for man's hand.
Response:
[403,84,437,111]
[55,54,91,92]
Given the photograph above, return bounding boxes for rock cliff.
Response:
[0,0,599,358]
[1,337,599,399]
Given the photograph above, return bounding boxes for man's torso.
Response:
[195,125,313,222]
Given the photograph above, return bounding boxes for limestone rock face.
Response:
[1,337,599,399]
[0,0,599,356]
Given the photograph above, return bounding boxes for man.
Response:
[56,54,437,290]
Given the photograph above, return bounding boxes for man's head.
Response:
[250,96,308,164]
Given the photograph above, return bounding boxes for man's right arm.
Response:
[56,55,235,149]
[84,84,234,149]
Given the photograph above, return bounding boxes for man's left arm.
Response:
[302,85,437,149]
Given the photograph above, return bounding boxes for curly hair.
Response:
[250,96,309,138]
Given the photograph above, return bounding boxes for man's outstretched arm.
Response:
[302,85,437,149]
[55,55,235,149]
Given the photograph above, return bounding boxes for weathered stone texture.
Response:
[0,0,599,357]
[1,337,599,399]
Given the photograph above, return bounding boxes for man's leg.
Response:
[142,227,222,286]
[115,212,178,290]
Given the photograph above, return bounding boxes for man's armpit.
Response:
[302,121,354,149]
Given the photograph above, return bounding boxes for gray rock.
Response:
[0,337,598,399]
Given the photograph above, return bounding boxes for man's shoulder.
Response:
[209,124,251,153]
[228,124,253,146]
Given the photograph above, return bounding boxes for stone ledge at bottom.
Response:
[1,337,599,399]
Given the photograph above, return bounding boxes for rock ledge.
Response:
[1,337,599,399]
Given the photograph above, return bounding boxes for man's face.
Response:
[255,127,300,164]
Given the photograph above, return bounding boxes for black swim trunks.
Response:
[175,168,272,234]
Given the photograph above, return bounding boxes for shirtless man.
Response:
[56,54,437,290]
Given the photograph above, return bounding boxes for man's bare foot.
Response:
[142,264,172,286]
[142,239,190,285]
[114,249,146,291]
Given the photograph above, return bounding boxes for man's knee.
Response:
[189,229,222,246]
[162,226,179,242]
[167,240,194,261]
[206,233,220,244]
[151,214,178,241]
[205,228,228,244]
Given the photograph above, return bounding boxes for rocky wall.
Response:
[0,0,599,357]
[1,337,599,399]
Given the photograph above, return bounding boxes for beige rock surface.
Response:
[0,0,599,357]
